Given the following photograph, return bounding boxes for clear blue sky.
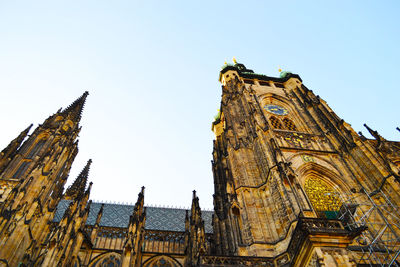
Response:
[0,1,399,209]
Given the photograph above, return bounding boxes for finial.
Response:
[396,127,400,133]
[232,57,237,64]
[224,60,227,65]
[278,67,282,72]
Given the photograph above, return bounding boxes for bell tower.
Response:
[211,62,400,265]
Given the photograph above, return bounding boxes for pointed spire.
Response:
[1,124,32,157]
[185,190,206,265]
[95,204,105,226]
[61,91,89,123]
[129,186,146,225]
[64,159,92,200]
[0,124,33,174]
[135,186,145,212]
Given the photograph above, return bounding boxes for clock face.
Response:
[264,104,288,116]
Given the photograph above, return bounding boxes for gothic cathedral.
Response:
[1,63,400,266]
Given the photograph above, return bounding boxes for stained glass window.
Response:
[304,177,341,217]
[282,118,297,131]
[269,116,283,129]
[144,256,178,267]
[92,255,121,267]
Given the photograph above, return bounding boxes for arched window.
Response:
[27,139,46,159]
[143,255,181,267]
[91,255,121,267]
[269,116,283,129]
[12,161,30,179]
[282,118,297,131]
[304,177,341,219]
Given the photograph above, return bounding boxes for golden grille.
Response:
[283,118,297,131]
[304,177,341,212]
[269,116,283,129]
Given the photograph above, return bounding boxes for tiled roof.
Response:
[53,200,213,233]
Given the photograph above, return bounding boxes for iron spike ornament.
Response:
[264,104,288,116]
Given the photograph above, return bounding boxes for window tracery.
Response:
[143,256,180,267]
[269,116,283,129]
[304,177,341,218]
[91,255,121,267]
[263,102,300,131]
[282,118,297,131]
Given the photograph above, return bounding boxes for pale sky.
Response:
[0,1,399,209]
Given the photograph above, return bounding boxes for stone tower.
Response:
[210,62,400,265]
[0,92,90,266]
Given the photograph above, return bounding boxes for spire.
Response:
[64,159,92,200]
[185,190,207,266]
[134,186,145,213]
[95,204,105,226]
[0,124,33,173]
[192,190,196,199]
[0,124,32,157]
[61,91,89,123]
